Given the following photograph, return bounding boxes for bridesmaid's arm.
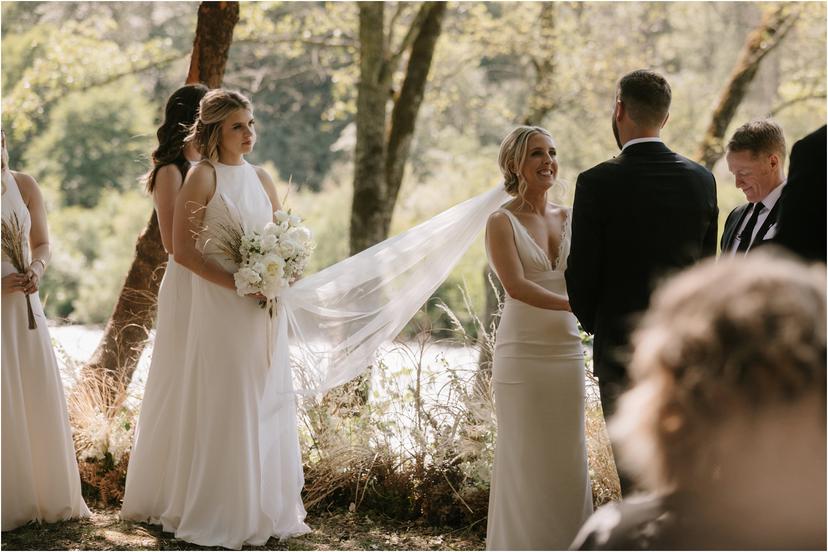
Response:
[253,165,282,217]
[153,164,184,255]
[172,163,236,291]
[15,171,50,294]
[486,212,571,311]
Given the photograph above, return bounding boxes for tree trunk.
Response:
[81,1,240,408]
[350,2,391,256]
[695,5,799,170]
[522,2,557,127]
[350,1,447,256]
[344,1,446,407]
[380,1,447,236]
[187,1,241,88]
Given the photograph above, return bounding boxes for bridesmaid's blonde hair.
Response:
[185,89,253,162]
[498,126,555,203]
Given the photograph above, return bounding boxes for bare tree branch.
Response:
[767,93,827,118]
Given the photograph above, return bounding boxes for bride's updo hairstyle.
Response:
[186,89,253,162]
[498,125,555,200]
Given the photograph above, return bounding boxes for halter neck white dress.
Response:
[485,208,593,550]
[1,169,90,530]
[132,160,309,549]
[122,169,195,524]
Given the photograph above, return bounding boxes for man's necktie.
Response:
[736,202,764,253]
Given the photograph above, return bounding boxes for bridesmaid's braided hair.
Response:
[185,89,253,163]
[498,126,554,202]
[144,83,208,194]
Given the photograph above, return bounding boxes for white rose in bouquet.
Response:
[274,210,290,224]
[226,208,316,306]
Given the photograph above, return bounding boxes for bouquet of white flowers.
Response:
[232,209,315,301]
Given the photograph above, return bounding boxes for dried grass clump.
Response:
[61,350,138,505]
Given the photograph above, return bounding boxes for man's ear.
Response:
[615,99,624,122]
[768,152,780,170]
[660,112,670,129]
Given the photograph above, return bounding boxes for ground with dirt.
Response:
[1,508,485,551]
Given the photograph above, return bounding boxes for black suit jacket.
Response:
[565,141,718,382]
[720,199,782,253]
[773,125,827,263]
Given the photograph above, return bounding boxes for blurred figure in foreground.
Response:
[571,249,826,550]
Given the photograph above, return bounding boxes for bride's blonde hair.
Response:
[185,89,253,162]
[498,125,555,203]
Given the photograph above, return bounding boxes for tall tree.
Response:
[350,1,448,255]
[522,2,557,127]
[695,4,799,170]
[80,1,240,404]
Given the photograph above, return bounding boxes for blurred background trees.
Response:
[2,1,825,335]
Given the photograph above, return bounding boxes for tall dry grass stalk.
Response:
[1,211,36,328]
[65,359,136,465]
[187,199,244,266]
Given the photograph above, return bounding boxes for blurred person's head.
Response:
[186,89,254,163]
[726,119,787,203]
[611,249,826,547]
[612,69,671,149]
[145,83,208,193]
[498,126,557,202]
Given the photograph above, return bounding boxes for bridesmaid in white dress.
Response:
[484,126,593,549]
[1,130,90,530]
[121,83,207,522]
[155,89,308,548]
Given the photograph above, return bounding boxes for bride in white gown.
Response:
[136,89,309,549]
[484,126,592,549]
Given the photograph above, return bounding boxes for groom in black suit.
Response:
[565,70,718,492]
[720,120,788,255]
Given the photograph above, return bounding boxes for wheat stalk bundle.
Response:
[1,212,36,329]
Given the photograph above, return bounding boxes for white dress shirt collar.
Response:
[621,136,663,152]
[757,178,787,212]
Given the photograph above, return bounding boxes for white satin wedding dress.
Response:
[125,160,309,549]
[485,208,592,550]
[1,170,90,530]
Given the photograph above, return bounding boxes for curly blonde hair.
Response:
[612,249,826,492]
[497,126,555,201]
[185,89,252,162]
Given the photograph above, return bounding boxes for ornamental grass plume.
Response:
[1,211,36,328]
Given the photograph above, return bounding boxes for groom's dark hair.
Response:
[618,69,671,128]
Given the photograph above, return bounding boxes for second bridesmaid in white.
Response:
[121,83,208,523]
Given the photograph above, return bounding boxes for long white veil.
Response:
[258,184,510,517]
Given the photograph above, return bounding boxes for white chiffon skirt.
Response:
[2,262,90,530]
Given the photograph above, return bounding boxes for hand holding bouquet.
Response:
[1,212,37,329]
[233,209,315,302]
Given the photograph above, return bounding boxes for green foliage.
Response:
[3,1,826,321]
[24,80,155,207]
[41,189,152,323]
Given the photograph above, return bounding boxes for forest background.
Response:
[2,1,825,330]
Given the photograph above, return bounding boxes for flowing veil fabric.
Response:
[258,185,510,518]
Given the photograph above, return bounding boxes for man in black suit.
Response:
[773,125,827,263]
[565,69,718,493]
[720,120,788,255]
